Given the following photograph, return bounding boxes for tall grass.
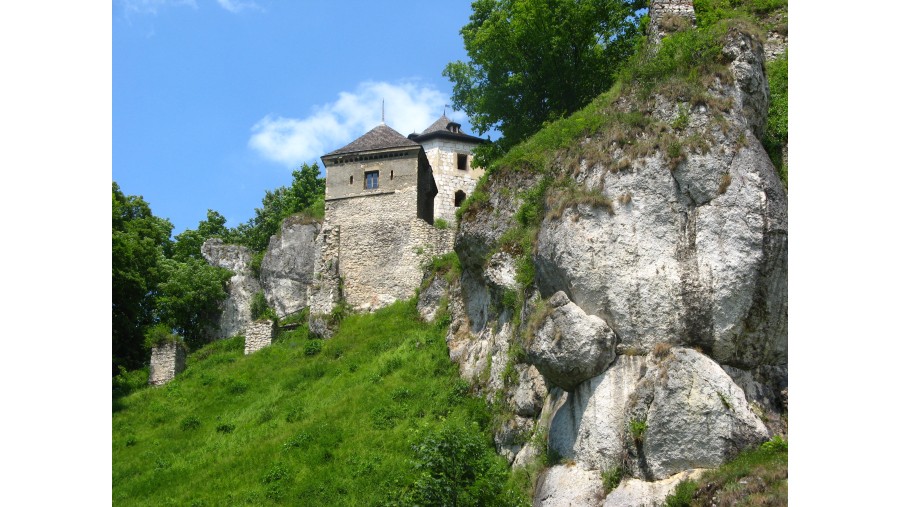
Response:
[113,300,525,506]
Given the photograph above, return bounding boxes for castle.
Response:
[308,114,486,315]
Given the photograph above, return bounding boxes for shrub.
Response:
[304,339,323,356]
[403,423,524,506]
[433,218,449,230]
[601,466,623,492]
[179,415,201,431]
[664,480,698,507]
[216,423,235,434]
[249,251,265,278]
[629,418,648,443]
[143,323,179,349]
[760,435,788,453]
[250,291,275,321]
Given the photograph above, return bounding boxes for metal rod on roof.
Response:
[382,99,385,124]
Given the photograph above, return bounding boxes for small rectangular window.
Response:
[457,153,467,170]
[365,170,379,189]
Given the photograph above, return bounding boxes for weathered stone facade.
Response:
[421,138,484,224]
[649,0,696,46]
[243,320,274,354]
[319,188,453,311]
[149,341,186,385]
[310,119,472,315]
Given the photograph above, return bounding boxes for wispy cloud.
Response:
[116,0,197,15]
[115,0,259,15]
[215,0,260,13]
[249,81,451,168]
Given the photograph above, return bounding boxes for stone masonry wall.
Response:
[149,341,186,386]
[308,223,341,316]
[315,187,453,312]
[423,140,484,224]
[244,320,274,355]
[649,0,696,46]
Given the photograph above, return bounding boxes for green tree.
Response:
[444,0,645,166]
[232,162,325,251]
[112,182,173,375]
[155,258,232,350]
[171,209,232,262]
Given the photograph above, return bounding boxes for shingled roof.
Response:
[323,124,420,157]
[409,114,485,144]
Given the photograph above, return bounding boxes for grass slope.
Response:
[664,437,788,506]
[113,301,524,506]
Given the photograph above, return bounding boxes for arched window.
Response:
[454,190,466,207]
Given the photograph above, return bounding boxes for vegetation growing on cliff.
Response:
[445,0,646,166]
[113,300,527,506]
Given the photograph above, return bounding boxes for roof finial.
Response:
[382,99,385,125]
[444,104,450,117]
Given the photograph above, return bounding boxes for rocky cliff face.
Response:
[426,9,787,504]
[260,216,320,318]
[201,239,261,339]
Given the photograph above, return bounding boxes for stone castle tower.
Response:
[309,116,485,315]
[408,114,486,225]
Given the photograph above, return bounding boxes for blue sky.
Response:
[114,0,486,234]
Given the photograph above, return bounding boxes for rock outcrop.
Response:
[260,216,319,318]
[623,347,769,480]
[533,464,603,507]
[604,468,706,507]
[533,28,786,372]
[527,291,617,392]
[548,355,646,472]
[202,239,261,339]
[438,2,787,501]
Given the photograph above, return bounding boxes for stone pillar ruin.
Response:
[649,0,696,46]
[149,341,187,386]
[244,320,275,355]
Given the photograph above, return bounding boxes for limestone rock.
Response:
[526,291,617,392]
[202,239,261,339]
[624,347,769,480]
[260,216,319,318]
[549,355,646,473]
[603,468,706,507]
[495,415,535,464]
[533,464,603,507]
[484,252,518,291]
[417,275,448,323]
[533,31,786,371]
[509,364,548,417]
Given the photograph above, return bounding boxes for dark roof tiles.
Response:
[323,123,420,157]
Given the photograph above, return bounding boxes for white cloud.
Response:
[116,0,197,15]
[249,81,452,167]
[215,0,260,13]
[115,0,259,15]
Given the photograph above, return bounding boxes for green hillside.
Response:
[112,301,527,506]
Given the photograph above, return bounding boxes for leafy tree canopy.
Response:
[445,0,645,166]
[155,257,232,351]
[172,209,232,262]
[231,162,325,252]
[112,183,173,375]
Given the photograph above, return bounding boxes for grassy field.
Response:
[112,300,525,506]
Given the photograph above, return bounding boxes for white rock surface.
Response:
[534,464,603,507]
[260,217,319,318]
[202,239,261,339]
[603,468,706,507]
[549,355,646,472]
[527,291,617,391]
[624,347,769,480]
